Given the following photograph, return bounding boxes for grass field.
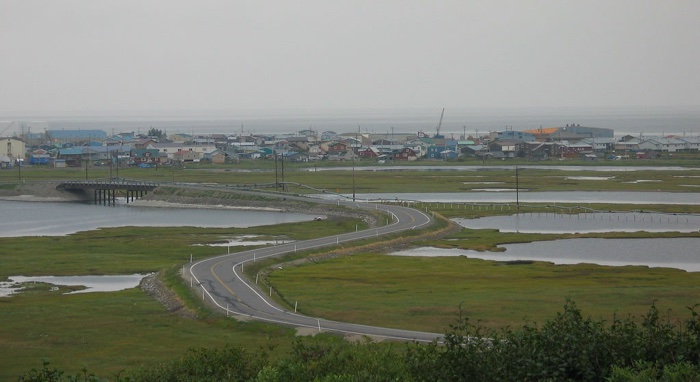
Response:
[0,281,297,379]
[0,221,365,379]
[2,159,700,194]
[1,162,699,378]
[266,253,700,331]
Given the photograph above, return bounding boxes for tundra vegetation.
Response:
[1,162,699,380]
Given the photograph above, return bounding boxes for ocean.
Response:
[4,106,700,138]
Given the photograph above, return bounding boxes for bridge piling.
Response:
[60,180,157,206]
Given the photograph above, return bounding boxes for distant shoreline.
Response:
[3,106,699,137]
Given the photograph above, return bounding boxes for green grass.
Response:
[0,219,367,278]
[267,253,700,332]
[1,163,700,378]
[418,228,700,252]
[0,283,297,379]
[3,161,700,194]
[0,219,367,380]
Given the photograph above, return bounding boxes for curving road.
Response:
[188,197,444,342]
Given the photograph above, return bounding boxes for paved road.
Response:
[188,198,443,342]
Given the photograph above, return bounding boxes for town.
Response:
[2,122,700,169]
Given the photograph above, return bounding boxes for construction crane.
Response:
[434,108,445,139]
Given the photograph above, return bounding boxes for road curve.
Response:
[188,197,444,343]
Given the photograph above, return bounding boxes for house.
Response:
[439,149,459,160]
[522,142,558,161]
[488,139,524,159]
[283,151,308,162]
[287,137,310,151]
[172,149,201,162]
[679,136,700,151]
[615,138,640,153]
[29,149,50,165]
[638,137,688,152]
[581,137,617,152]
[320,131,339,141]
[324,142,348,155]
[461,144,488,158]
[148,142,217,160]
[56,147,84,166]
[392,147,418,161]
[133,138,157,149]
[203,149,226,164]
[566,141,594,154]
[131,149,161,165]
[358,147,380,159]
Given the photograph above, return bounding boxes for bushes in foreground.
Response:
[19,301,700,381]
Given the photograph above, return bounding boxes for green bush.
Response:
[18,302,700,381]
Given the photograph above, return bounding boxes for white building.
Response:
[1,137,25,160]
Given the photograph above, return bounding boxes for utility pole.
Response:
[352,155,356,202]
[515,166,520,209]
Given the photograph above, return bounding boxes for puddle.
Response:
[389,239,700,272]
[623,180,662,184]
[0,274,150,297]
[565,176,615,181]
[454,212,700,233]
[193,235,294,247]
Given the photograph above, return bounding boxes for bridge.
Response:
[58,179,159,205]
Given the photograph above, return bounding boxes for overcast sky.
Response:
[1,0,698,115]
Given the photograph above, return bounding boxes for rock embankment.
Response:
[140,272,198,319]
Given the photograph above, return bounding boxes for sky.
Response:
[1,0,699,116]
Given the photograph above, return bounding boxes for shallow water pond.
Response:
[390,238,700,272]
[0,274,149,297]
[454,212,700,233]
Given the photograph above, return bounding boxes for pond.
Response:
[390,238,700,272]
[0,274,150,297]
[0,200,316,237]
[454,212,700,233]
[321,191,700,204]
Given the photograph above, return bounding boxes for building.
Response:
[523,125,614,142]
[148,142,217,160]
[392,147,418,161]
[1,137,26,162]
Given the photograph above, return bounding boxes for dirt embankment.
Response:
[135,186,382,227]
[0,181,86,202]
